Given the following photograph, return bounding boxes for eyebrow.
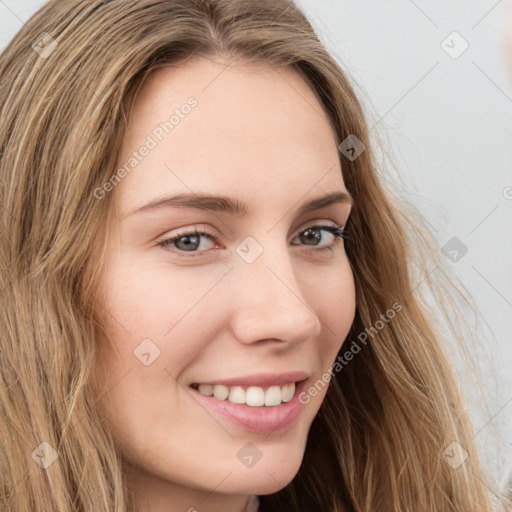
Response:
[120,190,354,219]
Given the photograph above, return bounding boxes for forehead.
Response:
[113,58,345,216]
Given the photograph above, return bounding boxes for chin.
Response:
[219,449,304,495]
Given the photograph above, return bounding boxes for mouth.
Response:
[190,382,297,407]
[188,372,309,433]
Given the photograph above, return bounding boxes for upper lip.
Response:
[191,371,310,388]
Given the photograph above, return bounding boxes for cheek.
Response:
[91,256,236,432]
[300,257,356,408]
[96,253,231,345]
[307,256,356,354]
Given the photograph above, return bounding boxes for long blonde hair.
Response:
[0,0,504,510]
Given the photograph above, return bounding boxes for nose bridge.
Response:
[229,234,322,345]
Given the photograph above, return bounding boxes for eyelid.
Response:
[295,219,342,236]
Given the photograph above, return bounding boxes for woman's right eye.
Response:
[156,228,218,255]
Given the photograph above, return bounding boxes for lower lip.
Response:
[189,381,307,433]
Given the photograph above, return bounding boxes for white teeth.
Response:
[246,386,265,406]
[264,385,282,406]
[198,384,213,396]
[228,386,245,404]
[281,383,295,402]
[213,385,229,401]
[196,382,296,406]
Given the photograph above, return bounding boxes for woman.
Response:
[0,0,504,511]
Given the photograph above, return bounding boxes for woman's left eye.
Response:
[156,223,346,257]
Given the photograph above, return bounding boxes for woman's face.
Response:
[93,57,356,510]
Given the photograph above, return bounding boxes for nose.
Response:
[228,239,323,347]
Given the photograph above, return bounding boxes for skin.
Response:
[92,56,356,512]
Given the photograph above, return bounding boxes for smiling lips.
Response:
[194,382,296,406]
[189,372,309,432]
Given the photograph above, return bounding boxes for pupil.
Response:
[177,235,200,251]
[302,228,321,246]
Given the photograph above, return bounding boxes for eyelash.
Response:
[156,222,348,258]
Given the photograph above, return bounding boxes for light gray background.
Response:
[1,0,511,494]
